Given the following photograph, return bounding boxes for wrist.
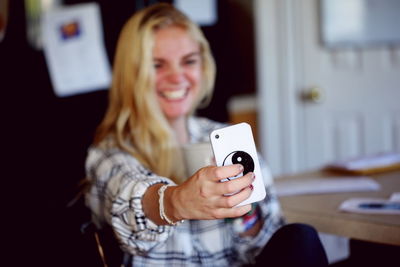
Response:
[143,183,164,224]
[160,185,185,224]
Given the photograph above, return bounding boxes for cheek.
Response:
[154,71,164,89]
[188,69,202,90]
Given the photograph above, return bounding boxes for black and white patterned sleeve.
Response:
[85,146,175,256]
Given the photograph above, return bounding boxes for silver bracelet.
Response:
[158,184,184,226]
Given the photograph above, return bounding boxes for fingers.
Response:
[217,184,253,208]
[206,164,244,182]
[214,172,255,196]
[181,165,256,220]
[211,204,252,219]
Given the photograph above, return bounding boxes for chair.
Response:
[67,183,126,267]
[80,221,126,267]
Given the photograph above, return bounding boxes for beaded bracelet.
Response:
[225,203,260,233]
[241,204,260,232]
[158,184,184,226]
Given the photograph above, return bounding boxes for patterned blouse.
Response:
[85,116,285,266]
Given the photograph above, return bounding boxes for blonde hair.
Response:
[94,3,216,183]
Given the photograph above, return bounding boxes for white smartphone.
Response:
[210,122,266,206]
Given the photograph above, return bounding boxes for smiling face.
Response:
[153,26,202,122]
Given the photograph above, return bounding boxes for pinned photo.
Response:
[60,20,81,40]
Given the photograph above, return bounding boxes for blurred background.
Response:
[2,0,399,265]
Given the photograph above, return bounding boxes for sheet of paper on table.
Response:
[390,192,400,202]
[339,195,400,215]
[275,176,380,197]
[325,152,400,174]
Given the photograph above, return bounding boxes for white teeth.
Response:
[162,89,187,100]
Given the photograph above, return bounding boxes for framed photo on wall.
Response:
[320,0,400,48]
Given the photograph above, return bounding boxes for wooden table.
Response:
[276,170,400,246]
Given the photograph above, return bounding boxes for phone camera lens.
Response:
[215,134,219,139]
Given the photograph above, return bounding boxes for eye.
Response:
[153,61,163,69]
[222,151,254,176]
[183,54,201,67]
[184,58,198,65]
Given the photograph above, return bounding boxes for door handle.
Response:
[301,87,324,103]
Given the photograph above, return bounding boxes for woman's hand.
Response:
[165,164,255,221]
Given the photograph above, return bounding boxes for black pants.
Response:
[94,222,328,267]
[251,223,329,267]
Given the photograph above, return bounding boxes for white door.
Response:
[255,0,400,175]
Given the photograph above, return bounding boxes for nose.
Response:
[167,65,185,83]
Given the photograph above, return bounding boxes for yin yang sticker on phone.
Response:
[220,151,255,182]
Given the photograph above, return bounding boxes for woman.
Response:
[85,3,328,266]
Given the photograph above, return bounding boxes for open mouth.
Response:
[159,88,188,100]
